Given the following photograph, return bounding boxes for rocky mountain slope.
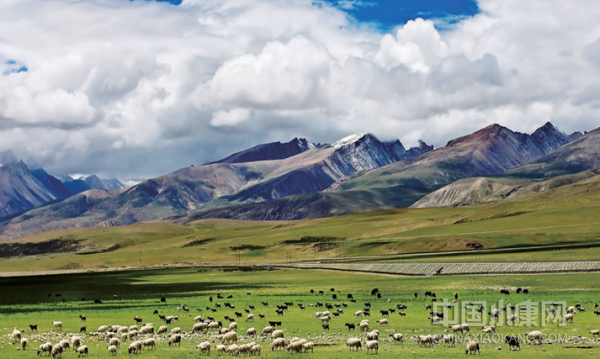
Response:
[335,122,576,192]
[0,161,70,219]
[211,137,314,164]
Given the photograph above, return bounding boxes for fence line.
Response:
[285,261,600,276]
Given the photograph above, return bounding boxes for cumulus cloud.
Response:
[0,0,599,179]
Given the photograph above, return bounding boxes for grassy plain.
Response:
[1,268,600,358]
[1,174,599,271]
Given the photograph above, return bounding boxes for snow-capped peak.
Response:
[331,133,367,149]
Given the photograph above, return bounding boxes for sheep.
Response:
[366,340,379,354]
[354,310,364,317]
[170,327,182,335]
[237,343,253,356]
[418,335,434,348]
[76,345,88,357]
[98,325,110,333]
[11,327,22,340]
[287,341,303,353]
[129,325,138,332]
[38,342,53,356]
[229,322,238,331]
[482,326,495,334]
[443,334,456,347]
[216,344,226,354]
[59,340,70,351]
[367,330,379,341]
[168,334,182,347]
[261,326,274,336]
[347,338,362,351]
[52,321,63,331]
[107,345,117,356]
[590,329,600,338]
[429,316,441,324]
[376,318,388,326]
[71,336,82,349]
[359,321,370,331]
[525,331,543,344]
[564,313,574,323]
[197,341,211,355]
[567,306,577,313]
[109,338,120,349]
[20,337,29,350]
[51,344,63,358]
[251,344,262,355]
[220,327,229,335]
[461,323,470,332]
[227,344,239,356]
[128,341,142,354]
[508,314,519,323]
[270,338,286,351]
[271,329,284,339]
[389,333,404,344]
[142,338,156,351]
[79,315,87,322]
[245,327,257,338]
[465,341,480,355]
[505,335,520,351]
[246,314,255,322]
[209,321,221,331]
[299,342,314,353]
[222,331,238,345]
[157,325,168,334]
[29,324,38,331]
[139,326,154,335]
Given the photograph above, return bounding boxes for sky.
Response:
[1,0,599,180]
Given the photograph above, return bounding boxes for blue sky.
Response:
[149,0,479,29]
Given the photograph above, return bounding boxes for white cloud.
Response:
[0,0,598,178]
[211,108,251,126]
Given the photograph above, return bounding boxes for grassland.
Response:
[0,174,599,272]
[2,268,600,358]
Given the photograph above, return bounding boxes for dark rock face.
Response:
[212,138,314,164]
[0,161,70,218]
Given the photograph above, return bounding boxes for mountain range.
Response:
[0,121,595,241]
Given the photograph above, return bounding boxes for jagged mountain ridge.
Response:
[336,122,576,192]
[0,123,586,240]
[0,161,70,218]
[211,137,314,164]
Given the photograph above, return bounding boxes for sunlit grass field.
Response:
[2,268,600,358]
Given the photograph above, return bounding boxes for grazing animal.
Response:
[366,340,379,354]
[505,335,520,350]
[80,326,86,333]
[346,338,362,351]
[29,324,37,331]
[76,345,88,357]
[465,341,480,355]
[322,324,329,330]
[345,323,356,330]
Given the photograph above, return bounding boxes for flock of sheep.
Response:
[5,287,599,357]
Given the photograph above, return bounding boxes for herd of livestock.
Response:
[5,288,600,357]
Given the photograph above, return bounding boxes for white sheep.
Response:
[220,327,229,335]
[366,340,379,354]
[191,322,207,334]
[271,329,284,339]
[567,306,577,314]
[270,338,285,351]
[465,341,480,355]
[377,319,388,326]
[302,342,314,353]
[196,341,211,355]
[51,344,63,358]
[246,314,255,322]
[98,325,109,333]
[419,335,433,348]
[367,330,379,340]
[194,316,203,322]
[590,329,600,338]
[170,327,182,335]
[245,327,257,338]
[236,343,253,356]
[158,325,168,334]
[508,314,519,323]
[168,334,181,347]
[261,326,273,336]
[222,331,238,344]
[216,344,226,354]
[227,344,239,355]
[389,333,403,345]
[346,338,362,351]
[59,340,70,351]
[107,345,117,356]
[525,331,543,344]
[11,327,22,341]
[564,313,574,323]
[38,342,53,356]
[117,327,128,335]
[359,321,370,331]
[76,345,88,357]
[128,341,141,354]
[109,338,120,349]
[443,334,456,347]
[72,336,82,349]
[52,321,63,331]
[129,325,138,332]
[354,310,364,317]
[20,337,29,350]
[139,326,154,335]
[142,338,156,350]
[229,322,238,331]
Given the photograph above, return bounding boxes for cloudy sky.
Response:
[1,0,599,180]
